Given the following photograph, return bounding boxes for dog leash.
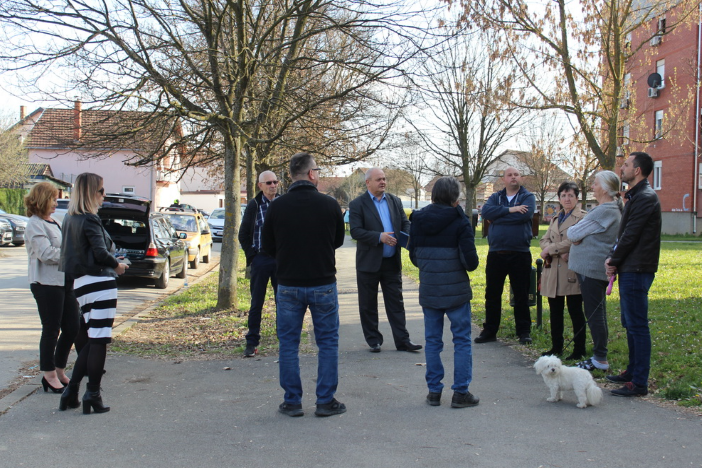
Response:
[559,275,616,356]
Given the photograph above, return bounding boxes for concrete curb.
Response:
[0,259,220,416]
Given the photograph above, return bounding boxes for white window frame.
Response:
[656,59,665,88]
[653,161,662,190]
[654,110,664,139]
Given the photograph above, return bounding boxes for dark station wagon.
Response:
[99,194,188,288]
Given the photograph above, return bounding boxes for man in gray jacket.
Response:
[605,152,661,397]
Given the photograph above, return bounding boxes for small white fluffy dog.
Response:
[534,355,603,408]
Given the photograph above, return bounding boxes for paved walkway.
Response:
[0,236,700,467]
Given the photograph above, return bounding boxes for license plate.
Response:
[215,231,223,236]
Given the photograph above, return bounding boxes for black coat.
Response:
[409,204,479,309]
[608,179,662,273]
[261,181,345,287]
[349,191,409,273]
[60,213,119,278]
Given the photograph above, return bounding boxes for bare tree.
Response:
[455,0,699,170]
[520,113,567,218]
[408,26,528,217]
[561,132,601,209]
[0,111,28,187]
[0,0,426,308]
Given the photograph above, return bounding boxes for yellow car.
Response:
[164,212,213,269]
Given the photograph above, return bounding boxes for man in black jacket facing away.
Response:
[238,170,280,357]
[262,152,346,418]
[605,152,661,397]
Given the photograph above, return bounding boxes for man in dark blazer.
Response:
[349,168,422,353]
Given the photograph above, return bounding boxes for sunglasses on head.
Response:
[264,180,279,185]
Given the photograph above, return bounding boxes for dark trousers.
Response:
[30,282,80,371]
[357,257,410,348]
[547,295,586,354]
[577,274,609,362]
[483,251,532,336]
[246,253,277,346]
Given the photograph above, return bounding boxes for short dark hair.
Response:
[289,152,315,179]
[557,181,579,198]
[630,152,654,177]
[431,176,460,206]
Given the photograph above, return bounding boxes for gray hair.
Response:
[365,167,382,181]
[595,170,623,212]
[431,176,460,206]
[258,170,276,182]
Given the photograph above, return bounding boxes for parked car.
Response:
[163,211,213,269]
[53,199,71,224]
[0,218,13,246]
[0,211,28,246]
[99,194,188,289]
[207,208,225,242]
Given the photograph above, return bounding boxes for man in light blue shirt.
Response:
[349,168,421,353]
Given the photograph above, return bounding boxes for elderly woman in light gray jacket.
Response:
[567,171,623,372]
[24,182,80,393]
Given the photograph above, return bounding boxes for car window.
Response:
[210,210,225,220]
[161,218,178,238]
[103,218,147,236]
[151,219,167,239]
[56,200,70,209]
[166,214,198,232]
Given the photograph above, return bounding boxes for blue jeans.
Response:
[276,283,340,405]
[423,302,473,394]
[618,272,655,387]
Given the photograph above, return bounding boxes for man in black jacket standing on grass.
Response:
[239,170,280,357]
[262,152,346,418]
[605,152,661,397]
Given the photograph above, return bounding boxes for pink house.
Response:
[17,101,182,208]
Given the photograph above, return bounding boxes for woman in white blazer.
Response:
[25,182,80,393]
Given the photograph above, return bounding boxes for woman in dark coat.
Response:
[58,173,128,414]
[409,177,480,408]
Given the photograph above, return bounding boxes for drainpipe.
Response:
[694,4,701,234]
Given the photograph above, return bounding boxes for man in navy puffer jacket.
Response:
[476,167,536,345]
[409,177,480,408]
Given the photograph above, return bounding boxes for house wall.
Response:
[626,9,701,225]
[28,148,160,205]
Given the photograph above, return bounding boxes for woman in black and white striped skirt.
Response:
[58,173,129,414]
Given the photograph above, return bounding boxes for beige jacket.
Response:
[539,206,585,298]
[25,215,64,286]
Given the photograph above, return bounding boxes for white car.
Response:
[53,199,71,224]
[207,208,225,242]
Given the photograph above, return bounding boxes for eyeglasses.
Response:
[98,188,105,195]
[264,180,279,186]
[310,168,321,172]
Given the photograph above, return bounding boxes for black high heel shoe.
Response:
[83,384,110,414]
[41,376,65,394]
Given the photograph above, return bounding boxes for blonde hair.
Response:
[24,182,59,217]
[68,173,104,215]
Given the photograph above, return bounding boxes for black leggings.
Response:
[30,282,80,371]
[70,319,106,387]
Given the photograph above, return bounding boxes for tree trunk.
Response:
[245,144,256,202]
[217,134,241,309]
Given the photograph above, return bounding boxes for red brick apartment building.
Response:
[623,5,702,235]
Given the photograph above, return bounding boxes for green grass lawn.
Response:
[402,224,702,407]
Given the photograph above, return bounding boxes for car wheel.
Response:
[13,242,24,247]
[202,245,210,264]
[176,256,187,279]
[190,248,200,269]
[155,259,170,289]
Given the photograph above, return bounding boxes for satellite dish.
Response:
[647,73,662,88]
